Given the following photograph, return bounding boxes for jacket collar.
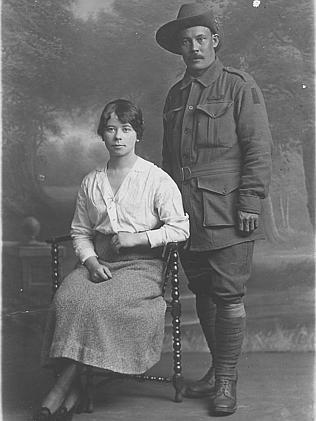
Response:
[180,57,223,90]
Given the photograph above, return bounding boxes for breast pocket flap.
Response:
[196,101,233,119]
[164,106,184,121]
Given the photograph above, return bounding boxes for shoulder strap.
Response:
[223,66,252,82]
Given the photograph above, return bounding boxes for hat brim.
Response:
[156,12,221,55]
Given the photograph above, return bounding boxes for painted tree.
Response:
[2,0,79,217]
[3,0,313,240]
[220,0,314,237]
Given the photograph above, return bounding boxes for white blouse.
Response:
[71,157,190,263]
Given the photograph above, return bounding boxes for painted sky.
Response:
[72,0,115,19]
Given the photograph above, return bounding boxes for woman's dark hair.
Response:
[97,99,144,140]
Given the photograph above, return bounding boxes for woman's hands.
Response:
[84,232,149,282]
[84,256,112,283]
[110,232,149,253]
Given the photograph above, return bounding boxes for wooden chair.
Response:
[46,235,184,412]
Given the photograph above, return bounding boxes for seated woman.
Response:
[34,99,190,420]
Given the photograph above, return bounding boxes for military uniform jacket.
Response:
[162,57,272,251]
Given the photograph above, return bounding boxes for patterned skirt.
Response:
[41,235,166,374]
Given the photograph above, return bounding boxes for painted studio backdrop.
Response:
[2,0,314,356]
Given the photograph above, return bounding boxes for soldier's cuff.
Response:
[237,194,261,214]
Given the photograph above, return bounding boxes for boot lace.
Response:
[215,379,233,398]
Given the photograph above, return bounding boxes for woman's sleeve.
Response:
[70,181,98,263]
[146,173,190,248]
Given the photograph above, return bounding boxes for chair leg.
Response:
[83,366,94,413]
[173,373,183,403]
[172,308,183,402]
[170,248,183,402]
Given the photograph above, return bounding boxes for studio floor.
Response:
[2,243,314,420]
[3,350,314,421]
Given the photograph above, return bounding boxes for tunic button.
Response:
[188,105,194,110]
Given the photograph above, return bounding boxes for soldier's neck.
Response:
[187,61,216,78]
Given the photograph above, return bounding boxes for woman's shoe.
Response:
[55,404,78,421]
[184,366,216,398]
[55,407,70,421]
[33,407,55,421]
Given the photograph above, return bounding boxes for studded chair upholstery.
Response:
[46,235,184,412]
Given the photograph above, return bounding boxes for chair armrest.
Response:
[162,241,186,261]
[47,238,186,297]
[162,241,186,299]
[46,234,72,297]
[46,235,72,245]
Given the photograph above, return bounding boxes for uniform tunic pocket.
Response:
[196,101,234,148]
[197,174,240,227]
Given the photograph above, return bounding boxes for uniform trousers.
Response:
[180,241,254,379]
[181,241,254,304]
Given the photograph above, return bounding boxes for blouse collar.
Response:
[96,156,149,174]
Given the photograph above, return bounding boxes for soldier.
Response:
[156,3,272,415]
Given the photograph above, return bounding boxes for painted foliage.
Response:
[2,0,314,241]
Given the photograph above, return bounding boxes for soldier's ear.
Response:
[212,34,219,48]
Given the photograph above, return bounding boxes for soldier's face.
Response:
[179,26,219,72]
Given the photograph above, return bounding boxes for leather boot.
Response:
[211,377,237,415]
[185,295,216,398]
[210,312,245,414]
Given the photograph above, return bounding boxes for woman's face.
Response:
[103,112,138,157]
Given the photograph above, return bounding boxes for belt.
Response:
[173,163,241,182]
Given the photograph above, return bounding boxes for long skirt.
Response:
[41,235,166,374]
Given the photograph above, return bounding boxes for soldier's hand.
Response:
[237,211,259,233]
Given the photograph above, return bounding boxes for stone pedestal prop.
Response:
[3,217,66,313]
